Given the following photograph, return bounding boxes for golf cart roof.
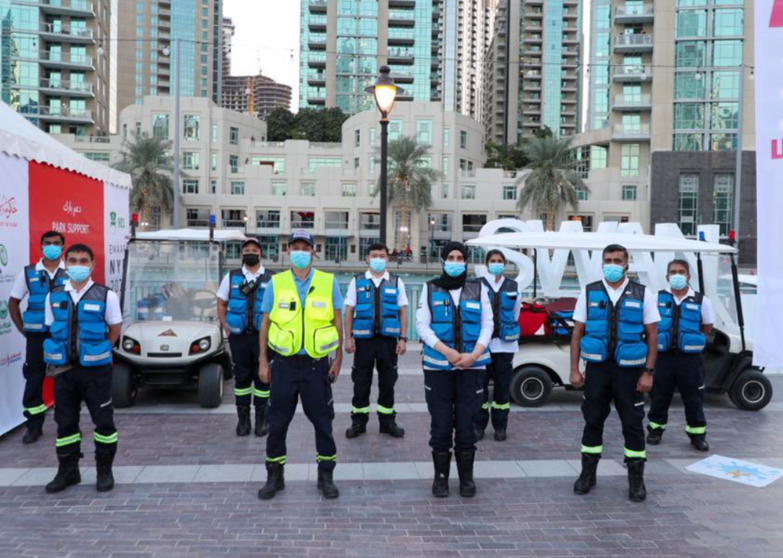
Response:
[467,231,737,255]
[134,229,247,242]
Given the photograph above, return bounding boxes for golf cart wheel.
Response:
[112,362,137,408]
[198,363,225,409]
[510,366,553,407]
[729,368,773,411]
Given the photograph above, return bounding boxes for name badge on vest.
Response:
[312,301,327,309]
[30,276,40,283]
[83,303,102,312]
[685,303,699,311]
[278,301,291,310]
[465,301,481,310]
[625,300,641,308]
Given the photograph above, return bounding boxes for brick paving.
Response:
[0,353,782,558]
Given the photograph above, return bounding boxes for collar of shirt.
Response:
[665,286,695,303]
[242,265,266,281]
[365,270,390,283]
[291,267,314,286]
[602,277,629,294]
[487,276,505,292]
[64,278,94,295]
[36,259,65,276]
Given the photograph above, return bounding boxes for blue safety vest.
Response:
[482,277,521,343]
[657,291,706,354]
[21,264,68,333]
[351,273,402,339]
[225,268,273,334]
[422,280,491,370]
[580,281,648,368]
[43,284,113,368]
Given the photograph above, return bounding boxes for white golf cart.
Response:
[468,223,771,411]
[112,222,245,408]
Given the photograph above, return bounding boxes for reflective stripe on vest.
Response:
[657,291,706,354]
[267,269,338,359]
[352,273,402,339]
[482,276,521,342]
[22,265,67,333]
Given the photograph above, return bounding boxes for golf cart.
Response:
[468,222,771,411]
[112,219,245,408]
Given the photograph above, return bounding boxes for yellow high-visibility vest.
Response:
[268,269,339,358]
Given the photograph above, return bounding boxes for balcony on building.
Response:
[307,72,326,86]
[256,211,281,234]
[611,123,651,142]
[159,4,171,18]
[40,0,95,18]
[39,22,95,44]
[38,78,95,98]
[308,0,327,14]
[613,65,653,82]
[388,9,416,27]
[308,16,327,33]
[614,33,653,53]
[462,215,487,241]
[359,212,381,238]
[186,209,211,228]
[38,50,94,71]
[392,67,415,84]
[308,35,327,51]
[615,3,654,24]
[159,29,171,41]
[563,8,578,19]
[388,48,415,65]
[612,94,652,111]
[325,212,350,236]
[389,0,416,9]
[36,105,94,124]
[388,30,415,47]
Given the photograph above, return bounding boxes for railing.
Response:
[37,106,92,119]
[612,123,651,135]
[39,23,94,39]
[291,220,315,229]
[614,65,652,79]
[615,34,654,48]
[73,136,111,143]
[613,94,652,106]
[42,0,94,12]
[39,78,94,94]
[388,10,415,21]
[256,220,281,229]
[222,219,246,229]
[40,51,93,66]
[615,4,654,17]
[186,219,210,228]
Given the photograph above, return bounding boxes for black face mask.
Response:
[242,254,260,267]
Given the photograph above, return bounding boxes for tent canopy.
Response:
[0,101,131,188]
[467,231,737,254]
[134,229,247,242]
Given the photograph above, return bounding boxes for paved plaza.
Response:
[1,349,782,558]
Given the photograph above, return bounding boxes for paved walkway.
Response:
[1,355,782,558]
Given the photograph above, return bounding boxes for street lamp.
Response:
[243,214,248,235]
[429,216,436,265]
[162,40,181,229]
[365,65,403,246]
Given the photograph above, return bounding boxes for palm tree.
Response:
[375,136,441,250]
[113,132,178,226]
[514,135,586,230]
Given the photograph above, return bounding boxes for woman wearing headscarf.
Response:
[416,242,494,498]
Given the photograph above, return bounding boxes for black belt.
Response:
[277,354,323,366]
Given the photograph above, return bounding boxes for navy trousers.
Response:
[23,332,48,430]
[229,331,269,408]
[424,368,485,453]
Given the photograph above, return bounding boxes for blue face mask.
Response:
[42,245,62,261]
[444,262,466,278]
[488,263,505,276]
[668,274,688,290]
[290,250,312,270]
[66,266,91,283]
[369,258,387,273]
[602,264,624,283]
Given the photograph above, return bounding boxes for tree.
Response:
[375,136,441,250]
[264,107,348,143]
[514,135,586,231]
[484,140,530,170]
[113,132,178,225]
[265,107,296,142]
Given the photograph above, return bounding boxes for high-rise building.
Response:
[116,0,223,118]
[223,73,293,119]
[299,0,492,117]
[221,15,233,81]
[0,0,114,135]
[483,0,582,144]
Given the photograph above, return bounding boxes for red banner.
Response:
[28,162,106,283]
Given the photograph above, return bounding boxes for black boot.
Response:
[345,418,367,439]
[257,462,285,500]
[646,427,664,445]
[474,426,485,441]
[236,405,251,437]
[96,451,116,492]
[431,451,451,498]
[317,469,340,499]
[690,434,709,452]
[379,418,405,438]
[573,454,599,495]
[627,459,647,502]
[455,452,476,498]
[45,453,81,494]
[254,407,268,437]
[494,429,507,442]
[22,425,43,444]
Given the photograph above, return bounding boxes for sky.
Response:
[223,0,301,111]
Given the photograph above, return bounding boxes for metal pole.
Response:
[380,118,389,246]
[733,64,745,246]
[172,38,181,229]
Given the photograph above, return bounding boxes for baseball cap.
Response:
[287,230,315,247]
[241,237,262,250]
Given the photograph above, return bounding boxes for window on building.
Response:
[416,120,433,146]
[460,130,468,149]
[462,214,487,234]
[183,180,199,194]
[674,103,704,129]
[576,187,589,201]
[291,211,315,229]
[713,8,743,37]
[211,180,217,194]
[388,120,403,141]
[621,144,640,177]
[461,185,476,199]
[211,122,218,143]
[210,152,217,171]
[300,182,315,197]
[503,185,517,201]
[183,151,200,170]
[675,41,706,67]
[354,157,360,169]
[676,9,707,38]
[590,146,608,169]
[231,181,244,195]
[230,126,239,145]
[713,173,734,236]
[184,115,200,141]
[622,185,638,201]
[674,133,704,151]
[186,208,209,227]
[229,155,238,173]
[325,211,349,230]
[256,210,281,229]
[152,114,169,139]
[253,157,286,174]
[342,183,356,197]
[441,184,449,199]
[679,173,700,236]
[272,181,286,196]
[443,128,450,147]
[221,209,246,229]
[568,214,594,232]
[354,129,361,147]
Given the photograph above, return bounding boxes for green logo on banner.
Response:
[0,244,7,267]
[0,301,7,320]
[110,211,117,226]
